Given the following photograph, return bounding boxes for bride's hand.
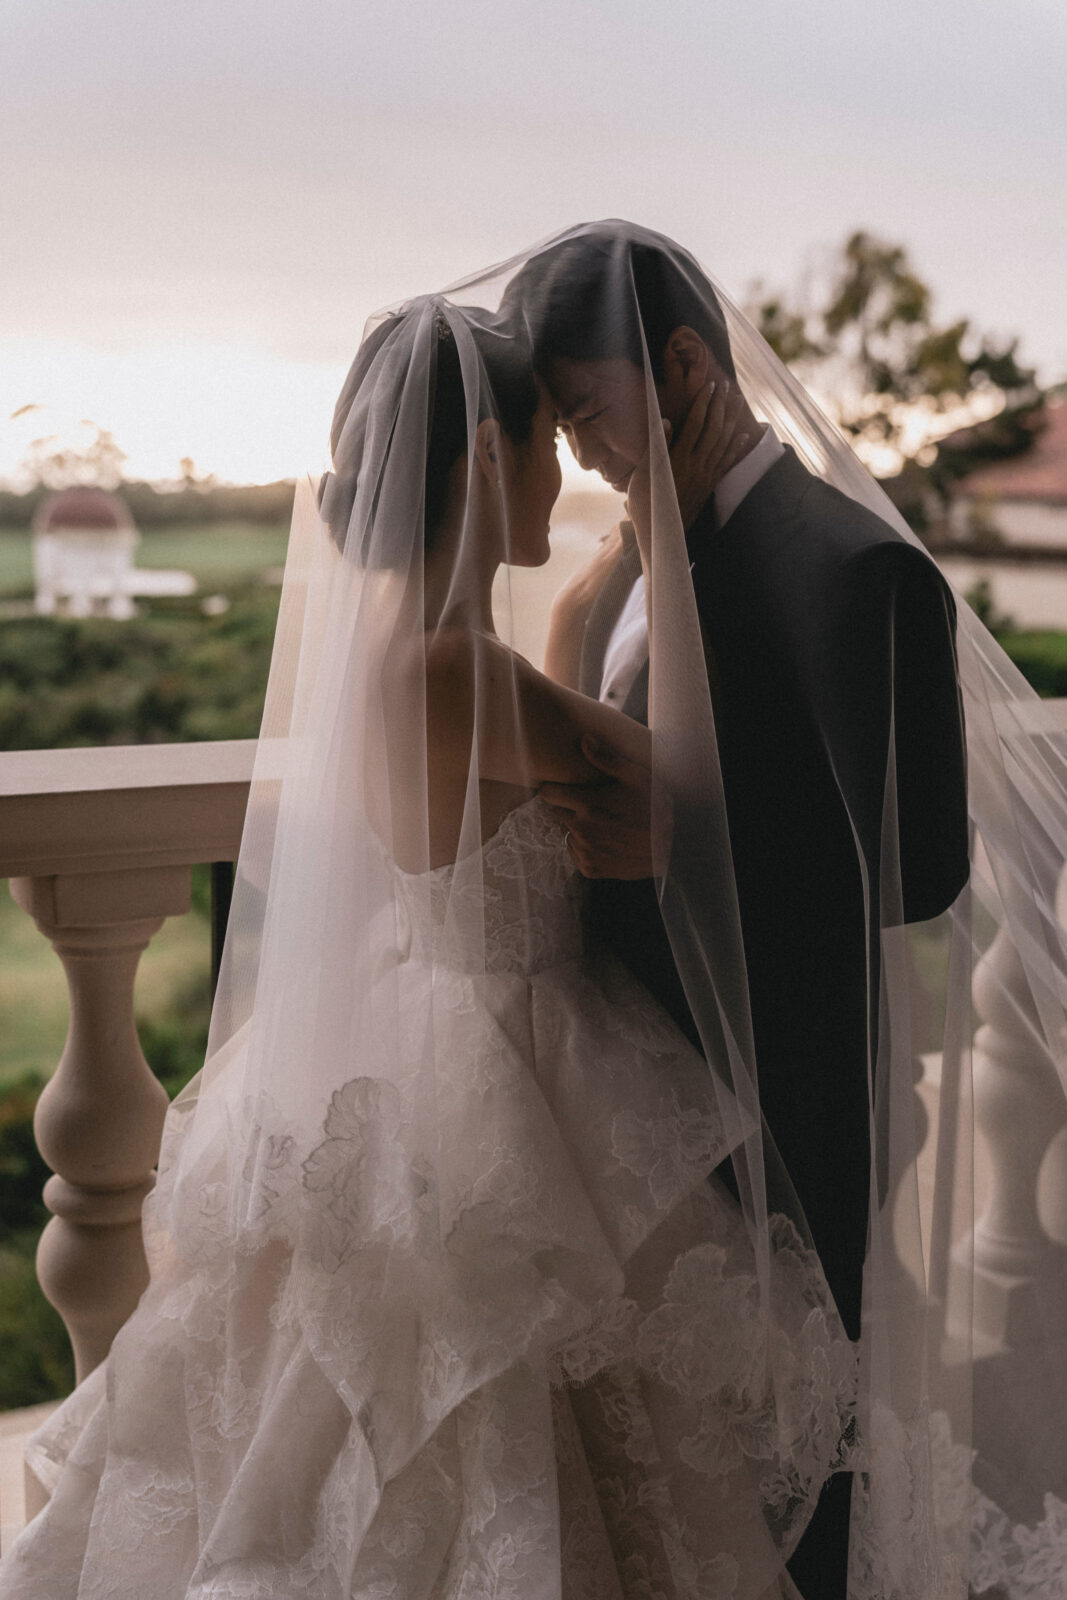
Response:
[552,522,625,620]
[544,523,627,687]
[627,379,753,549]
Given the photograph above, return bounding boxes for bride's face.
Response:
[497,385,562,568]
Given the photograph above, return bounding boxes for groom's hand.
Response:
[625,378,753,544]
[539,735,655,880]
[670,377,752,531]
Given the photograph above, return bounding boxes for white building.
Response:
[31,487,196,619]
[948,400,1067,550]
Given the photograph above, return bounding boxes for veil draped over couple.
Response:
[4,221,1067,1600]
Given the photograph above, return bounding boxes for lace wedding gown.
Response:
[2,799,853,1600]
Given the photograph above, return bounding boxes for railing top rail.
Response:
[0,741,258,881]
[0,740,257,800]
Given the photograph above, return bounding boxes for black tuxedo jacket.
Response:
[581,448,969,1339]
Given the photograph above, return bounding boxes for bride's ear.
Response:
[474,418,503,490]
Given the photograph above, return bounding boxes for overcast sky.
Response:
[2,0,1064,483]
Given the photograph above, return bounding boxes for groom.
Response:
[511,225,970,1598]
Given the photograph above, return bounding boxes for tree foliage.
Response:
[17,421,128,492]
[747,230,1041,479]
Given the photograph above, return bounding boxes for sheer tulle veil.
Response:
[166,225,1067,1589]
[193,223,1067,1593]
[7,222,1066,1600]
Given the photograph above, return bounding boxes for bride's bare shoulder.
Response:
[382,625,485,694]
[422,626,518,703]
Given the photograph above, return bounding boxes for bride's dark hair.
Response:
[507,223,736,382]
[322,304,539,567]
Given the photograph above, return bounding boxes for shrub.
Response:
[0,1238,75,1408]
[0,589,279,751]
[1000,632,1067,699]
[0,1075,50,1240]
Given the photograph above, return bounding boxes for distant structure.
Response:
[31,487,195,619]
[948,400,1067,550]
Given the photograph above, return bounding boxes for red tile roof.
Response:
[954,402,1067,504]
[32,486,134,533]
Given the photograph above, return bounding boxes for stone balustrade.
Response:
[0,741,255,1510]
[963,703,1067,1318]
[946,702,1067,1515]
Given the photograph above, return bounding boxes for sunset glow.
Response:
[2,0,1063,489]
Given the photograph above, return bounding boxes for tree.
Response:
[746,231,1040,484]
[19,420,128,491]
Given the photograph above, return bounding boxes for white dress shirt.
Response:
[599,426,784,709]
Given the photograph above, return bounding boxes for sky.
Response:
[2,0,1065,486]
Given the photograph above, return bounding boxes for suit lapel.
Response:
[580,449,812,714]
[689,446,811,580]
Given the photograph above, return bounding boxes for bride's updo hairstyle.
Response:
[507,221,736,384]
[321,301,539,569]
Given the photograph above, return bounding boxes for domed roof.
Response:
[32,486,134,534]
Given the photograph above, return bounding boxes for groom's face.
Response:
[548,356,663,494]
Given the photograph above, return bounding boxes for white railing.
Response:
[0,742,253,1388]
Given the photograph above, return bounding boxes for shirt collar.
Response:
[713,424,784,529]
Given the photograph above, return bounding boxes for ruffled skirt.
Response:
[1,956,853,1599]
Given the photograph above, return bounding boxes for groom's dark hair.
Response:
[505,225,736,383]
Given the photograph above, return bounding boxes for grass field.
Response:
[0,882,210,1091]
[0,521,291,596]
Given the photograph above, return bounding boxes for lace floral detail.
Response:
[610,1097,730,1212]
[392,798,585,976]
[972,1490,1067,1599]
[548,1294,639,1384]
[634,1215,857,1540]
[301,1076,425,1268]
[186,1352,262,1447]
[93,1466,197,1555]
[843,1400,1067,1600]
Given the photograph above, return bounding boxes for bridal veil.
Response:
[5,222,1066,1600]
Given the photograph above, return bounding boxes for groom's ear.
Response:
[661,326,710,402]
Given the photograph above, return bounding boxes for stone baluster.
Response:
[10,866,190,1383]
[948,866,1067,1518]
[965,906,1067,1336]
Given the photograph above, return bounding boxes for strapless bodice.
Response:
[392,798,585,976]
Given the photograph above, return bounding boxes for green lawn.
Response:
[0,882,211,1091]
[0,521,291,596]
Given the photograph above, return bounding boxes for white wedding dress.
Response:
[3,798,853,1600]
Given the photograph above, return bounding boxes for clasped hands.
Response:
[541,735,658,880]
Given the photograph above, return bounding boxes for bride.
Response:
[2,223,1065,1599]
[0,277,852,1600]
